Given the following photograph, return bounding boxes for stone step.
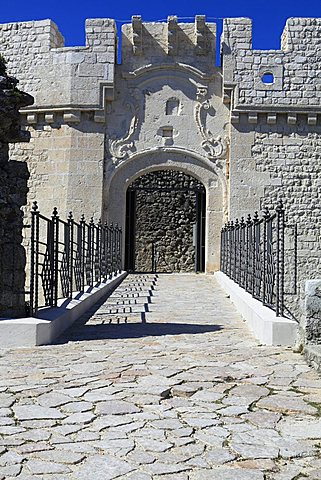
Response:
[88,313,145,324]
[109,292,145,298]
[104,298,151,306]
[94,305,149,315]
[115,287,154,292]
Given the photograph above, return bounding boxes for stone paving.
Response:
[1,274,321,479]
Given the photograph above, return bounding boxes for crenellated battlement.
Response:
[0,18,117,121]
[222,17,321,116]
[1,15,320,123]
[121,15,216,72]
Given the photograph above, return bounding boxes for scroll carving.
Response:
[108,116,138,163]
[195,90,228,161]
[107,89,142,165]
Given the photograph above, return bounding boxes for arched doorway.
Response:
[103,149,226,273]
[125,170,206,273]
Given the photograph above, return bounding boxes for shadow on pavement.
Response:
[55,322,223,344]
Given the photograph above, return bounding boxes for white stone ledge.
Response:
[215,271,298,346]
[0,272,127,348]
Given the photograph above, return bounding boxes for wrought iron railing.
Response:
[29,202,122,315]
[220,200,296,317]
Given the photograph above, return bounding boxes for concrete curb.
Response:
[0,271,127,347]
[214,271,298,346]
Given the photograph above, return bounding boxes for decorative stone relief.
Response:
[108,115,138,163]
[107,89,142,165]
[195,94,228,161]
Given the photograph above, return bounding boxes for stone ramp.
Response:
[0,274,321,478]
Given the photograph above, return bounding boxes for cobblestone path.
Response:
[1,274,321,479]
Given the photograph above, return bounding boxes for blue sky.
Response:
[1,0,321,50]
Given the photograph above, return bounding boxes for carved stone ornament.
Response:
[195,97,228,161]
[108,115,138,164]
[107,89,142,165]
[201,133,228,159]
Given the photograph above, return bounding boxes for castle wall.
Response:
[0,14,321,334]
[104,16,229,272]
[222,17,321,110]
[1,18,116,220]
[222,18,321,337]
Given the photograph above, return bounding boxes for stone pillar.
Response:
[303,280,321,345]
[0,56,33,317]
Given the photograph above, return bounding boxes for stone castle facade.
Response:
[0,15,321,330]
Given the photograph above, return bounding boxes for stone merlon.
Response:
[222,17,321,112]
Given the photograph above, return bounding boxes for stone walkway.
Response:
[1,274,321,479]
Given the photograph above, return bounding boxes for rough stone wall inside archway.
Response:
[130,170,205,272]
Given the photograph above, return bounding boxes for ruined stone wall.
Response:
[0,159,29,316]
[0,61,33,316]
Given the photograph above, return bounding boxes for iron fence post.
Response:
[67,212,73,298]
[51,207,59,307]
[225,222,229,276]
[276,200,285,317]
[262,206,270,306]
[239,217,245,287]
[110,223,114,278]
[229,220,234,279]
[106,223,111,279]
[234,219,240,283]
[98,219,102,282]
[115,223,121,273]
[89,217,94,284]
[30,201,39,315]
[246,214,252,293]
[224,224,227,274]
[80,215,86,291]
[252,211,259,297]
[94,221,99,282]
[103,221,108,280]
[119,226,122,273]
[220,225,225,273]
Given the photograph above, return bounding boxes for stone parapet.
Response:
[122,16,216,73]
[0,18,116,116]
[222,17,321,113]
